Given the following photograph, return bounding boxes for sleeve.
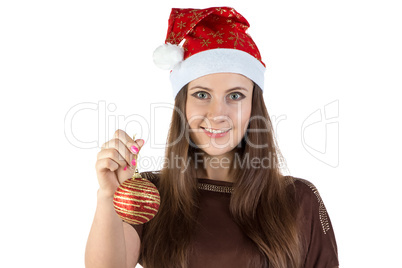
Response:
[296,179,339,268]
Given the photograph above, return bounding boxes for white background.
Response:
[1,0,401,267]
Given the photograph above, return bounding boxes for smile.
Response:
[201,127,231,138]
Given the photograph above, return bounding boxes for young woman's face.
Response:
[186,73,254,156]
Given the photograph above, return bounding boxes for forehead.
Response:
[188,73,254,90]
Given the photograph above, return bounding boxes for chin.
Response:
[189,131,241,157]
[200,148,233,157]
[195,141,239,157]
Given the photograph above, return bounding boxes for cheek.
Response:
[239,106,252,131]
[186,104,202,129]
[186,98,210,128]
[185,100,193,126]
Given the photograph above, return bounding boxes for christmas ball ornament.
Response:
[113,173,160,225]
[113,134,160,225]
[153,43,184,70]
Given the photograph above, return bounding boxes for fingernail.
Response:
[130,145,139,154]
[131,158,136,166]
[138,139,145,146]
[124,166,127,171]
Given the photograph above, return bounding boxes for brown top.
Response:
[130,176,339,268]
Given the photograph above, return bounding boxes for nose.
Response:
[207,98,228,124]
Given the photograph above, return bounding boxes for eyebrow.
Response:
[188,86,249,93]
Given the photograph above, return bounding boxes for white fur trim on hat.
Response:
[170,48,266,98]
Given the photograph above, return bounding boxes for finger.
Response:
[95,157,120,173]
[130,138,145,156]
[98,141,135,169]
[97,148,131,169]
[112,129,145,156]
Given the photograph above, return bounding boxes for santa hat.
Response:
[153,7,266,98]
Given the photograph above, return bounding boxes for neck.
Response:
[195,150,235,183]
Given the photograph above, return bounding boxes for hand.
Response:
[95,129,145,199]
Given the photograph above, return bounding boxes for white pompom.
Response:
[153,43,184,70]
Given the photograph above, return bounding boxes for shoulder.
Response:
[286,176,323,200]
[285,176,332,235]
[285,176,339,266]
[285,175,328,205]
[140,170,161,188]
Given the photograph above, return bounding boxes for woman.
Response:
[85,7,339,268]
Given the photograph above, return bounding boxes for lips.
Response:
[201,127,231,138]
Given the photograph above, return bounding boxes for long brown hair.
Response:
[140,84,303,268]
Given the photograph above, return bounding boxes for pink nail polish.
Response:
[131,159,136,166]
[130,145,139,154]
[124,166,127,171]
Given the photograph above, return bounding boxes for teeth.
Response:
[204,128,229,134]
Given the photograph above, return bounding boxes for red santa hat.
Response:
[153,7,266,98]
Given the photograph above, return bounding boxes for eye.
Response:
[192,91,210,99]
[228,92,245,101]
